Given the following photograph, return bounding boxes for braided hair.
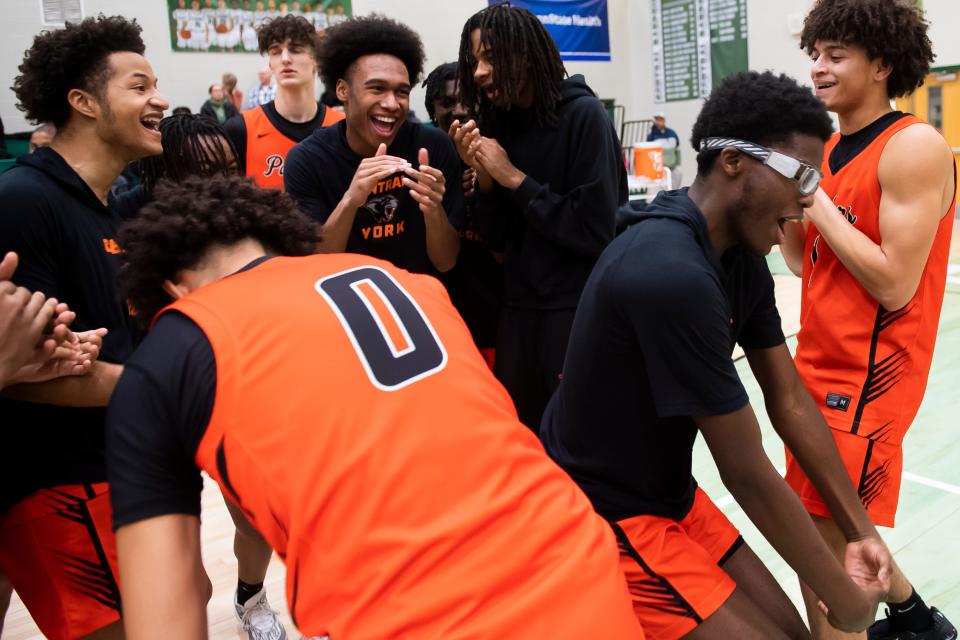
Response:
[422,62,458,124]
[457,2,566,131]
[139,114,239,194]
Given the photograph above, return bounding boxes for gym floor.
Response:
[5,223,959,639]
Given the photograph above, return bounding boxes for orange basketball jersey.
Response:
[794,115,954,440]
[242,104,344,190]
[165,254,642,639]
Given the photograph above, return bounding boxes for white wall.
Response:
[2,0,958,160]
[0,0,633,133]
[624,0,960,185]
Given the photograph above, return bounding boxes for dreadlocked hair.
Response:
[422,62,458,123]
[139,114,239,194]
[457,2,566,131]
[800,0,933,99]
[118,174,319,326]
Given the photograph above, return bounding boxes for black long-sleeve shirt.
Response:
[474,75,627,310]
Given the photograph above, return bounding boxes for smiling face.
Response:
[92,51,169,160]
[337,54,410,156]
[266,38,317,90]
[432,79,468,132]
[728,133,824,256]
[810,40,889,116]
[469,28,503,107]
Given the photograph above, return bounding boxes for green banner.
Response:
[652,0,748,103]
[167,0,352,53]
[709,0,747,89]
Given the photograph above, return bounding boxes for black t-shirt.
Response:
[439,168,503,349]
[223,100,331,173]
[284,119,464,275]
[540,189,785,522]
[0,148,139,512]
[107,311,214,528]
[106,256,273,528]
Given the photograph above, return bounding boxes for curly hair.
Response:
[800,0,933,99]
[139,114,239,194]
[316,14,425,88]
[691,71,834,177]
[458,3,566,131]
[257,13,317,54]
[13,15,145,128]
[118,175,319,324]
[422,62,458,123]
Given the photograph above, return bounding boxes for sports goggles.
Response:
[699,137,822,196]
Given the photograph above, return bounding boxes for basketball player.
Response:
[0,16,167,640]
[284,15,462,275]
[173,0,191,49]
[224,14,343,191]
[108,174,643,639]
[451,3,626,430]
[781,2,957,639]
[424,61,502,365]
[541,71,895,639]
[119,112,289,640]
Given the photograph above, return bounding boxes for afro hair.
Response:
[316,14,425,88]
[800,0,934,99]
[13,15,145,128]
[691,71,834,177]
[118,174,319,325]
[257,13,318,54]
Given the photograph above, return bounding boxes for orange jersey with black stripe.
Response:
[241,104,344,190]
[795,115,954,440]
[168,254,642,639]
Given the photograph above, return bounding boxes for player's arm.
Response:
[117,514,208,640]
[780,219,807,277]
[746,343,877,539]
[804,125,953,310]
[403,145,461,272]
[2,360,122,406]
[698,406,883,632]
[107,314,213,637]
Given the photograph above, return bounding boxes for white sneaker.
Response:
[234,588,288,640]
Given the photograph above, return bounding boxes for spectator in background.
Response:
[647,111,682,187]
[200,83,239,123]
[246,66,276,109]
[222,72,244,111]
[29,123,56,152]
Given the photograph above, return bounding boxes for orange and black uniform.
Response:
[0,148,136,639]
[786,112,955,526]
[542,190,784,639]
[106,254,643,639]
[223,100,343,190]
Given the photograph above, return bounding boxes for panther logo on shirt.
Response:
[363,195,400,224]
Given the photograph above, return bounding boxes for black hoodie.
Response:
[0,148,137,512]
[474,74,627,310]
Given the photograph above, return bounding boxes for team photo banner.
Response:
[167,0,352,53]
[491,0,611,61]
